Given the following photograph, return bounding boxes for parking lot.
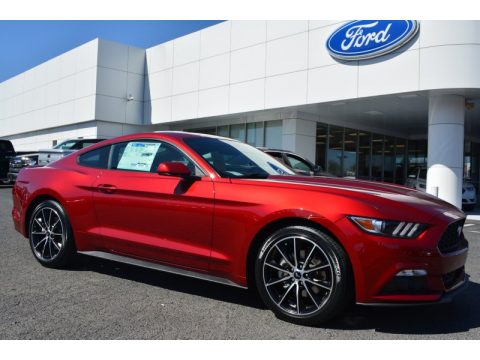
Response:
[0,185,479,339]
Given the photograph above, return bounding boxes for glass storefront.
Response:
[188,120,282,149]
[189,121,477,190]
[316,123,416,185]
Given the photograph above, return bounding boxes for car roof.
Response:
[77,131,242,150]
[258,147,297,154]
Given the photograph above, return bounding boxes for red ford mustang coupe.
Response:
[11,132,468,325]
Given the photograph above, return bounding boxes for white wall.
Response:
[96,121,149,139]
[0,39,99,137]
[7,122,98,151]
[95,39,145,125]
[0,38,146,140]
[145,20,480,125]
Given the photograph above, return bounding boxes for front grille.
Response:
[442,267,465,290]
[438,219,468,254]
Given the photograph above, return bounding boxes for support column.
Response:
[282,119,317,163]
[427,95,465,208]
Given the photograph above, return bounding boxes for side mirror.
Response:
[157,162,193,178]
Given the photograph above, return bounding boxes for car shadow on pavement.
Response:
[71,255,480,334]
[72,254,266,310]
[328,280,480,335]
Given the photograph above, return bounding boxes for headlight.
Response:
[348,216,426,239]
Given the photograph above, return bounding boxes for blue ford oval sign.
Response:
[326,20,419,61]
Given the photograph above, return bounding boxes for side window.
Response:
[266,152,288,166]
[78,146,111,169]
[110,140,202,175]
[286,154,312,172]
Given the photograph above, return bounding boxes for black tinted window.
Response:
[184,137,294,178]
[78,146,110,169]
[286,154,312,172]
[265,151,287,165]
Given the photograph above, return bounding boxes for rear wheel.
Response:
[28,200,76,268]
[255,226,351,325]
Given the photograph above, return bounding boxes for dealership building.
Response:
[1,20,480,208]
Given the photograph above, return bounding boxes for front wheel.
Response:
[28,200,76,268]
[255,226,352,325]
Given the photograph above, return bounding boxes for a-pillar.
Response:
[427,95,465,208]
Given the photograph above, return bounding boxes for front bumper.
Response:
[357,275,469,306]
[336,210,469,305]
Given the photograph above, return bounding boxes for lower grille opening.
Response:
[380,275,428,295]
[438,219,468,254]
[442,266,465,291]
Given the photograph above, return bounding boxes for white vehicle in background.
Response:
[37,138,106,166]
[405,167,477,211]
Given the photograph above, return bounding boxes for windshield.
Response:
[184,137,296,178]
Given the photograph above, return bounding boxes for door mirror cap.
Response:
[157,162,193,178]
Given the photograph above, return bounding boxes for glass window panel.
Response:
[357,131,371,180]
[316,124,327,171]
[286,154,313,174]
[394,138,407,184]
[246,122,265,147]
[383,136,395,182]
[265,120,282,149]
[229,124,246,142]
[217,125,229,138]
[78,145,111,169]
[371,133,384,181]
[407,139,427,177]
[343,129,357,178]
[265,151,288,166]
[327,126,343,177]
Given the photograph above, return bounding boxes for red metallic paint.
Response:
[11,132,468,304]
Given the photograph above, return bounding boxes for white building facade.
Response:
[1,20,480,208]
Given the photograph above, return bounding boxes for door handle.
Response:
[97,184,117,194]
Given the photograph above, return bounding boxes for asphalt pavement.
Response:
[1,185,479,339]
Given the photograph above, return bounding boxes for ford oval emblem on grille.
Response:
[326,20,419,61]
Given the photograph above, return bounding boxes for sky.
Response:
[0,20,224,83]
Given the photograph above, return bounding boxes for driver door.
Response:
[92,139,215,270]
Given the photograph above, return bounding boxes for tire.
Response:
[255,226,352,326]
[28,200,76,268]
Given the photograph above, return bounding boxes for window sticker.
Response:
[268,161,289,175]
[117,142,161,172]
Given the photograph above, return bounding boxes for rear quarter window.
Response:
[78,146,111,169]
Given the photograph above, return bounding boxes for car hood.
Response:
[262,175,463,222]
